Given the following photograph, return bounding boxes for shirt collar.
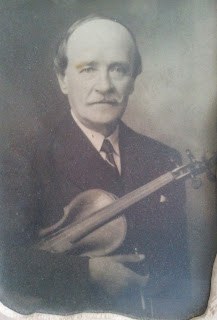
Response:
[71,110,120,156]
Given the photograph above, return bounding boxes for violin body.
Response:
[37,189,127,257]
[36,151,216,258]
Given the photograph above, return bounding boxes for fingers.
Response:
[111,254,145,263]
[89,255,149,296]
[110,254,149,288]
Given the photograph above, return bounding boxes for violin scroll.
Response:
[186,149,202,189]
[186,149,217,188]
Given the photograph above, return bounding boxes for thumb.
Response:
[112,254,145,263]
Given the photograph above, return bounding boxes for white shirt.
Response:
[71,110,121,174]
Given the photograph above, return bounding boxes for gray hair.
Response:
[54,15,142,78]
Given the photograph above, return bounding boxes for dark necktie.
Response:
[100,139,119,175]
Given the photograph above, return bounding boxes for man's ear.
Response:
[57,73,68,95]
[128,78,135,95]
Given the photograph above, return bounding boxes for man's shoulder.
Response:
[120,121,182,166]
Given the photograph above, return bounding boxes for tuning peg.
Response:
[186,149,197,163]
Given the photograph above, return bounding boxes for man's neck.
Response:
[70,110,121,172]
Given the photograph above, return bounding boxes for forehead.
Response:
[66,19,136,64]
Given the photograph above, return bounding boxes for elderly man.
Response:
[0,16,190,319]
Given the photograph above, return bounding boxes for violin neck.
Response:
[86,172,175,229]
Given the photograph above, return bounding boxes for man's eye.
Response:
[110,65,127,76]
[80,67,95,74]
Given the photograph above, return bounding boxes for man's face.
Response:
[57,19,136,133]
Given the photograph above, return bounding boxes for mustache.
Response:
[87,98,122,105]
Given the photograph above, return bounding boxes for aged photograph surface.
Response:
[0,1,216,320]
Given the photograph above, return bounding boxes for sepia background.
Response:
[0,0,216,319]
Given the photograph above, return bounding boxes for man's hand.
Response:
[89,254,149,296]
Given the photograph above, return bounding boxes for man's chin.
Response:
[86,103,125,121]
[82,117,120,135]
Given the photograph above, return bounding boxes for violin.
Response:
[36,150,216,257]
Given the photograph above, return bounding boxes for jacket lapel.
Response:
[119,122,152,194]
[51,116,124,205]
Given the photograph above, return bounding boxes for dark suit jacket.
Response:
[0,115,190,318]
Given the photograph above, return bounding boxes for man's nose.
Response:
[95,70,114,94]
